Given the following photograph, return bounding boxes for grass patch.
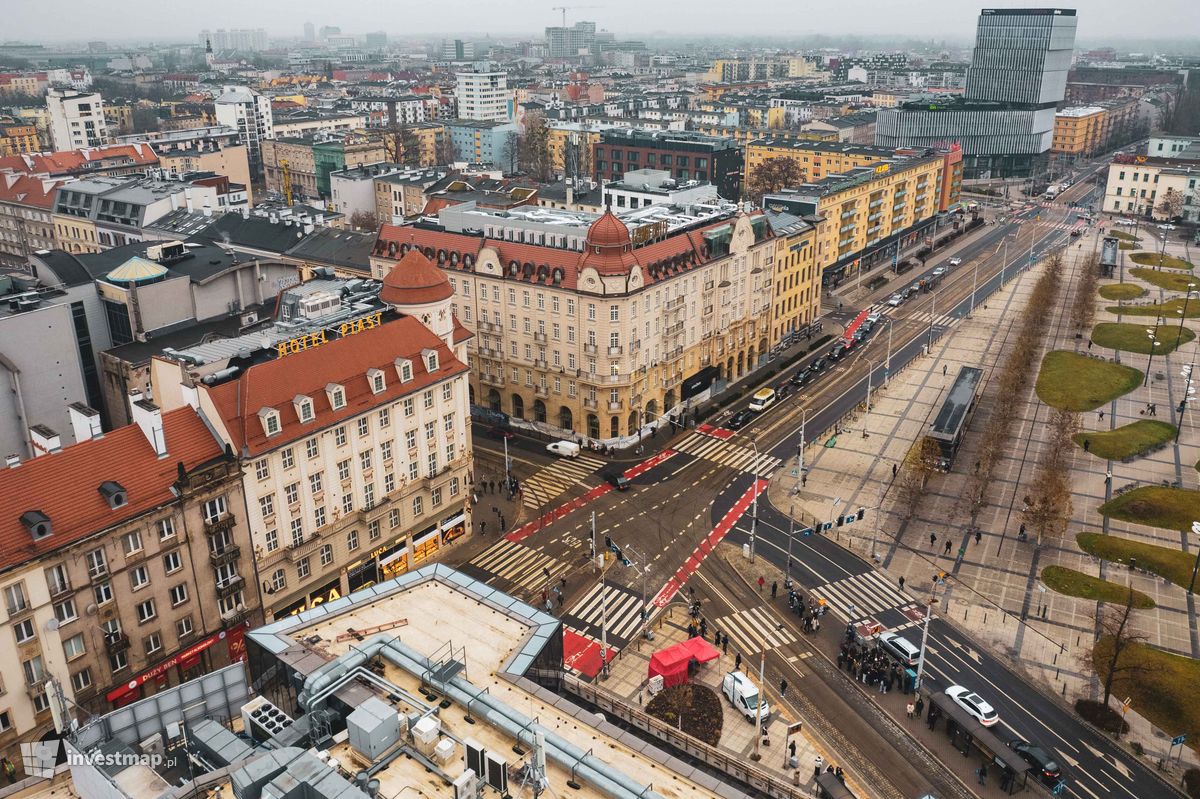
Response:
[1119,241,1137,251]
[1130,251,1194,270]
[1091,322,1195,355]
[1099,283,1146,301]
[1092,638,1200,753]
[1077,532,1196,587]
[1035,350,1142,411]
[1108,230,1142,242]
[1041,565,1156,608]
[1130,267,1200,292]
[1106,297,1200,318]
[1100,486,1200,532]
[1073,419,1176,460]
[1075,699,1131,735]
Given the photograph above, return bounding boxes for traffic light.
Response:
[605,535,613,550]
[857,507,865,521]
[613,547,624,563]
[836,515,844,527]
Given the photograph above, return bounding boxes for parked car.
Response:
[727,410,756,430]
[604,471,631,491]
[1008,739,1063,787]
[877,631,922,668]
[887,293,904,307]
[488,425,515,440]
[1114,218,1136,226]
[945,685,999,727]
[932,266,946,278]
[790,368,812,387]
[1158,223,1177,230]
[948,256,963,267]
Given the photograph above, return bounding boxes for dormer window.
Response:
[98,481,127,509]
[423,349,439,372]
[20,510,51,541]
[326,383,347,410]
[294,395,315,424]
[395,357,413,383]
[258,407,282,437]
[367,368,386,394]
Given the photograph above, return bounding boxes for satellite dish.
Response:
[85,603,98,616]
[45,618,60,632]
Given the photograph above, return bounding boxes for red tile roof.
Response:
[0,408,223,574]
[0,143,159,177]
[0,171,64,210]
[380,249,454,305]
[205,315,468,458]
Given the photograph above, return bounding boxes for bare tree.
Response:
[896,437,942,519]
[1070,255,1100,334]
[1023,408,1077,547]
[518,112,552,181]
[1094,587,1154,710]
[1156,187,1185,223]
[501,130,520,174]
[349,210,379,232]
[745,157,805,203]
[435,130,457,166]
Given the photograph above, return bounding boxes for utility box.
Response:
[347,697,401,761]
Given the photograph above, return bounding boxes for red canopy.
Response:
[648,637,721,688]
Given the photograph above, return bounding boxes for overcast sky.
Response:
[4,0,1198,44]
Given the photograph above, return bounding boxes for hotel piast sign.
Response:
[275,312,384,358]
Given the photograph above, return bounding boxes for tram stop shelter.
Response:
[926,691,1030,794]
[648,637,720,688]
[816,771,856,798]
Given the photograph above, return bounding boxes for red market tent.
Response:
[648,637,721,688]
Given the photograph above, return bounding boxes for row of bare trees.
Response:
[1070,255,1101,334]
[961,252,1067,530]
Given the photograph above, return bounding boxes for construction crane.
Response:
[551,5,601,26]
[280,158,293,206]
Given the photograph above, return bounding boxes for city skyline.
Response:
[3,0,1199,43]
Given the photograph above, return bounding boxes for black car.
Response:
[1008,739,1062,787]
[828,342,846,361]
[727,409,756,430]
[604,471,631,491]
[810,357,827,373]
[790,368,812,387]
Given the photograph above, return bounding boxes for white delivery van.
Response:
[722,671,769,722]
[748,388,777,412]
[546,440,581,458]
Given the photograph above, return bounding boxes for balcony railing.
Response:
[607,345,623,356]
[221,607,249,628]
[607,400,622,411]
[48,579,72,599]
[104,633,130,655]
[534,385,549,398]
[216,576,245,600]
[204,513,236,536]
[209,545,241,568]
[583,397,598,409]
[583,343,597,355]
[481,374,504,387]
[533,332,547,344]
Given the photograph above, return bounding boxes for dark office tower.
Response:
[964,9,1077,105]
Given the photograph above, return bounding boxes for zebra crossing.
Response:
[467,538,571,596]
[563,582,648,644]
[522,454,605,509]
[810,571,915,624]
[673,433,782,476]
[711,606,797,655]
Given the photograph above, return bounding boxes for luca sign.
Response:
[276,312,384,357]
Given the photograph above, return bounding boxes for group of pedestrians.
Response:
[810,755,846,785]
[837,635,906,695]
[785,585,824,633]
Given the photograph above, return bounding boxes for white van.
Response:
[748,388,776,413]
[546,440,580,458]
[877,631,922,668]
[722,671,769,722]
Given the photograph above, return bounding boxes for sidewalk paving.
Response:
[768,223,1200,776]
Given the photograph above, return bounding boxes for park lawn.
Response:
[1119,241,1137,251]
[1090,322,1195,355]
[1129,252,1194,270]
[1077,532,1195,588]
[1092,637,1200,753]
[1107,230,1141,242]
[1107,297,1200,318]
[1035,351,1142,411]
[1099,283,1146,301]
[1130,267,1199,292]
[1099,486,1200,533]
[1042,565,1155,608]
[1073,420,1176,460]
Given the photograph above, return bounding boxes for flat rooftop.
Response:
[250,566,738,799]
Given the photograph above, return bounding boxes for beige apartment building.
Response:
[0,402,258,772]
[370,203,777,441]
[151,278,474,621]
[158,143,253,203]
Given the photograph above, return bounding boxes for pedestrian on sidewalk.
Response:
[780,678,788,697]
[975,529,982,545]
[757,576,766,593]
[976,764,988,786]
[906,701,915,719]
[943,364,948,376]
[735,653,742,671]
[914,696,924,718]
[929,532,937,547]
[813,756,823,780]
[892,463,898,479]
[943,540,952,556]
[771,581,778,599]
[1151,403,1157,416]
[898,576,906,591]
[721,634,728,655]
[1099,409,1105,420]
[1088,339,1093,350]
[1084,438,1091,453]
[479,521,487,535]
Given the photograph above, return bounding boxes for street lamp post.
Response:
[749,436,760,562]
[914,572,944,692]
[1176,286,1197,348]
[1189,521,1200,595]
[927,288,936,351]
[1178,362,1196,445]
[1144,331,1160,387]
[969,257,979,316]
[865,358,878,411]
[885,319,894,383]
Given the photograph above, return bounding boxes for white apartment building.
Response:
[1103,158,1195,220]
[455,70,510,122]
[151,263,476,620]
[214,85,274,176]
[46,88,109,150]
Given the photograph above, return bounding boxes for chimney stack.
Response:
[131,399,167,457]
[68,402,103,443]
[29,425,62,457]
[5,454,19,469]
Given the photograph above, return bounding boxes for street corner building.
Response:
[149,257,476,625]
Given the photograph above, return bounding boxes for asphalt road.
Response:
[460,194,1175,799]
